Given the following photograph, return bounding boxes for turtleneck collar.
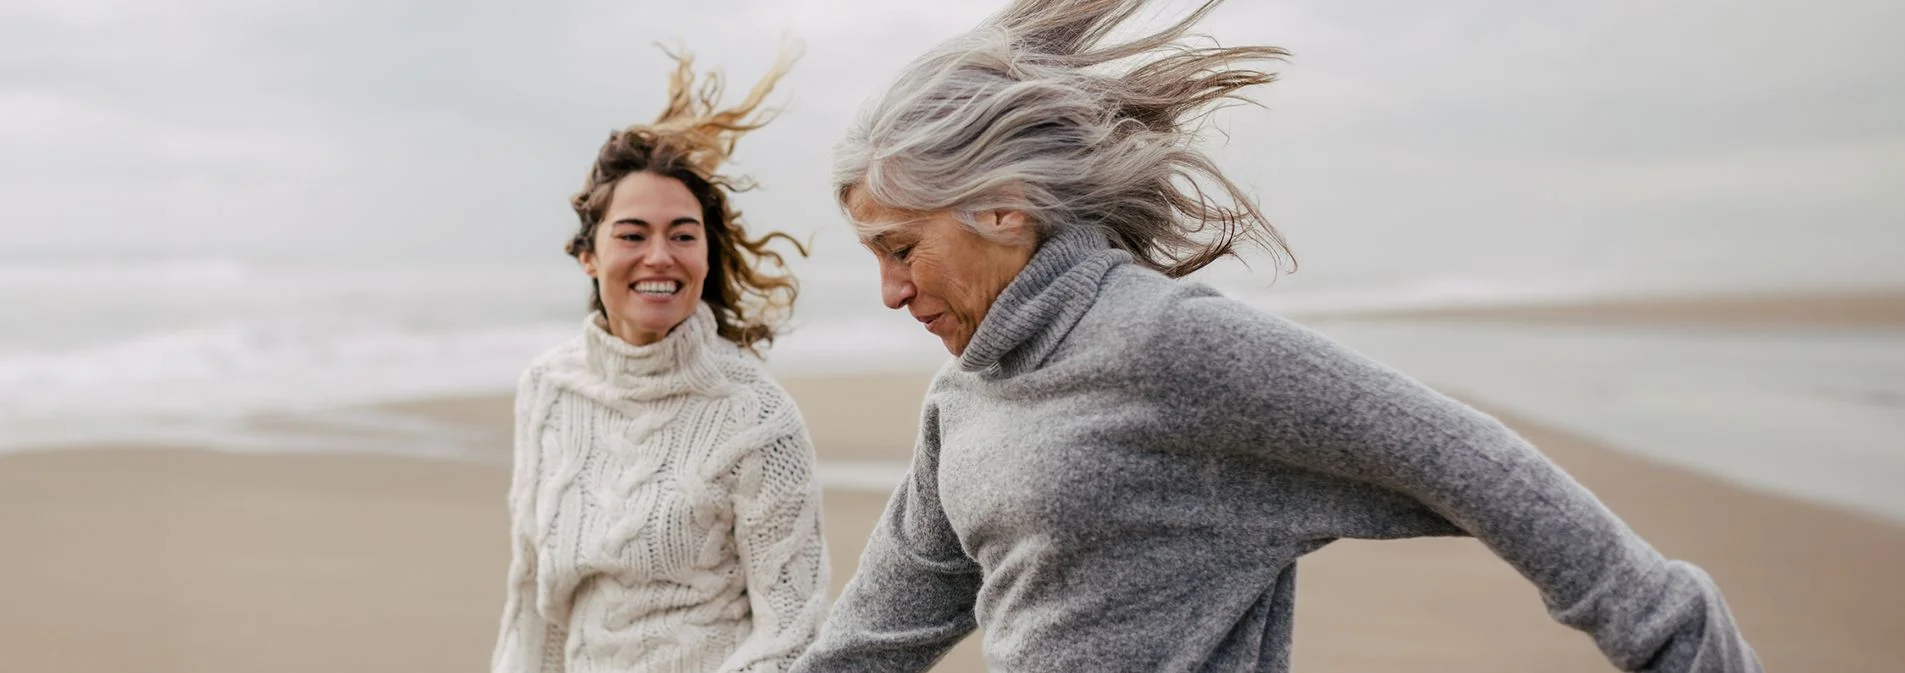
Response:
[957,225,1130,377]
[580,301,733,400]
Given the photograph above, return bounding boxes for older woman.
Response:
[790,1,1761,672]
[493,49,828,673]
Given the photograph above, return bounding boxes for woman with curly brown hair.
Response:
[491,48,827,673]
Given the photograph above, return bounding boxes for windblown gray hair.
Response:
[834,0,1293,278]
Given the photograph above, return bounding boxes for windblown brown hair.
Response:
[566,47,809,350]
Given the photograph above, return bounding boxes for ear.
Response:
[990,209,1036,245]
[984,182,1036,244]
[578,248,599,278]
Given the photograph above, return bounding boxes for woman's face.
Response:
[847,186,1035,356]
[579,172,711,345]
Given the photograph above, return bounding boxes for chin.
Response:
[639,311,691,332]
[642,318,685,334]
[613,302,693,334]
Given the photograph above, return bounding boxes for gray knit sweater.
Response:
[790,227,1761,672]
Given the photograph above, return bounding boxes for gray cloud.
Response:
[1,0,1898,294]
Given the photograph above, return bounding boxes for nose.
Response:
[878,259,915,310]
[640,237,674,268]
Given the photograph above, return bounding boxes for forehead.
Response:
[845,186,930,244]
[606,172,701,220]
[844,186,900,224]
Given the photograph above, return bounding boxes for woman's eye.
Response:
[620,233,645,242]
[673,233,698,243]
[892,246,913,261]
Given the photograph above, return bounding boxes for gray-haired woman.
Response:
[790,0,1761,671]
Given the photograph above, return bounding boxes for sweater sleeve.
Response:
[788,399,983,673]
[491,367,567,673]
[719,427,832,673]
[1163,294,1761,673]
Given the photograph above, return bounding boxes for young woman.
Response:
[790,1,1762,671]
[493,50,828,673]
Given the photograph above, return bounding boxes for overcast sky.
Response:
[2,0,1900,293]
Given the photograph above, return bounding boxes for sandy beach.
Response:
[3,305,1902,672]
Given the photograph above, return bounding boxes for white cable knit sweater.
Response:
[492,302,829,673]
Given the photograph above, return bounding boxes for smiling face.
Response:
[847,186,1037,356]
[578,171,710,345]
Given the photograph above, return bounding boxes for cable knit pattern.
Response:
[493,302,828,673]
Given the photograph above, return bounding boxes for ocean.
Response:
[1303,320,1905,525]
[2,251,1901,523]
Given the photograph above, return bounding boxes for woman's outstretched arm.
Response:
[1160,293,1762,673]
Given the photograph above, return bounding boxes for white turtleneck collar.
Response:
[578,301,736,401]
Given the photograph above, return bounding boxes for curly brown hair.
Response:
[565,47,809,350]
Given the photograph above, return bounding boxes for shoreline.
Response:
[1287,288,1905,327]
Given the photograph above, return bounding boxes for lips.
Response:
[915,312,944,334]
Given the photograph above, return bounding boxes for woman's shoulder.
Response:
[1093,263,1232,317]
[713,345,809,428]
[1093,270,1323,372]
[518,336,587,390]
[1089,265,1266,333]
[697,350,816,479]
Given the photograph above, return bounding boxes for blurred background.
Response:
[1,0,1899,671]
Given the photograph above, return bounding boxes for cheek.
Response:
[914,261,961,299]
[684,242,711,285]
[911,260,969,317]
[593,245,636,277]
[908,260,941,298]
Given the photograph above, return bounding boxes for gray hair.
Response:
[834,0,1293,277]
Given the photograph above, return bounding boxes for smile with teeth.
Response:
[633,280,682,296]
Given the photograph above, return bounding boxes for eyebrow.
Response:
[861,219,930,249]
[862,229,916,253]
[611,217,703,228]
